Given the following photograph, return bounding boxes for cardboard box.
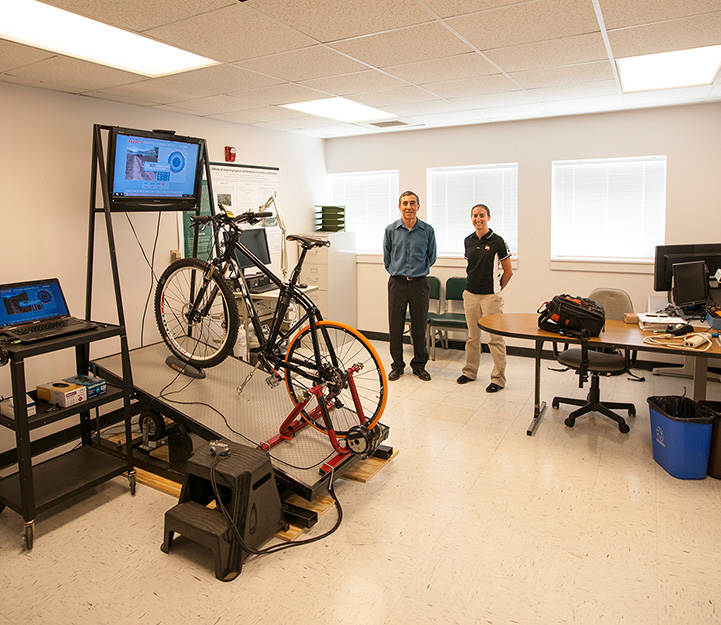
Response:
[0,394,36,418]
[36,381,87,407]
[64,374,107,399]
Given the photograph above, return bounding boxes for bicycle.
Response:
[154,207,388,457]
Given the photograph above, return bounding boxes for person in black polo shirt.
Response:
[383,190,437,381]
[457,203,513,392]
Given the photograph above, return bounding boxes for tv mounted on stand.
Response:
[106,127,205,211]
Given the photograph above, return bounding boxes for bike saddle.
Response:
[286,234,331,249]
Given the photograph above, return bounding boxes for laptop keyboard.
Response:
[14,318,84,335]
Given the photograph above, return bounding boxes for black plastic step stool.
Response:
[161,440,285,581]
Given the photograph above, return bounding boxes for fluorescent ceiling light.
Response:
[617,45,721,93]
[0,0,218,77]
[282,97,396,123]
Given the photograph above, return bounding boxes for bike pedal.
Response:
[266,374,282,388]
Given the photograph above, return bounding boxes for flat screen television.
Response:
[672,260,709,308]
[653,243,721,292]
[107,126,204,210]
[233,227,272,273]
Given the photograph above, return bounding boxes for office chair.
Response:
[428,277,468,360]
[405,276,441,354]
[551,287,637,433]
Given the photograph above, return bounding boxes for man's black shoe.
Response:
[457,375,474,384]
[413,368,431,381]
[486,382,503,393]
[388,368,403,381]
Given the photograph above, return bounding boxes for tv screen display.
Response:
[653,243,721,292]
[107,127,204,209]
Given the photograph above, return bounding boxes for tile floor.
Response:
[1,342,720,625]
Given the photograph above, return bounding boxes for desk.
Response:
[478,313,721,436]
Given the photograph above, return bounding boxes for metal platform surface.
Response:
[93,343,365,499]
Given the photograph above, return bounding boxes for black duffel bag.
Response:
[537,294,605,338]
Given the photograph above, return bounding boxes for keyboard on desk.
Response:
[249,283,278,294]
[4,317,97,342]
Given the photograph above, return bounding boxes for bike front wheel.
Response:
[155,258,239,368]
[284,321,388,436]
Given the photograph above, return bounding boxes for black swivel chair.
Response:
[551,288,637,433]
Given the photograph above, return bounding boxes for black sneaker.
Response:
[413,368,431,381]
[457,375,474,384]
[486,382,503,393]
[388,368,403,381]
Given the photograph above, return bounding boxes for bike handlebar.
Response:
[189,211,273,228]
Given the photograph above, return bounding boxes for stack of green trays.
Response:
[314,205,345,232]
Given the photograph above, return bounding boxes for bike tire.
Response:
[284,321,388,436]
[155,258,239,368]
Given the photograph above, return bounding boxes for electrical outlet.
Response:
[170,249,181,263]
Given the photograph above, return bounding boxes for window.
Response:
[551,156,666,261]
[331,170,399,252]
[428,164,518,256]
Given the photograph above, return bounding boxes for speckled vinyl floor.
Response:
[1,341,720,625]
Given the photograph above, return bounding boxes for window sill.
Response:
[550,258,653,274]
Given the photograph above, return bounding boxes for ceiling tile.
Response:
[154,94,263,115]
[486,33,609,73]
[330,22,472,67]
[598,0,721,30]
[153,65,282,95]
[236,46,369,82]
[405,109,483,126]
[143,5,316,63]
[300,70,408,96]
[83,80,210,105]
[422,0,530,19]
[447,0,600,51]
[0,40,55,72]
[230,83,330,105]
[528,79,620,102]
[4,55,144,92]
[474,102,551,122]
[250,0,433,42]
[350,86,442,107]
[42,0,235,32]
[423,74,521,98]
[608,12,721,57]
[510,61,616,89]
[384,52,499,84]
[542,95,624,115]
[382,98,481,116]
[446,90,537,109]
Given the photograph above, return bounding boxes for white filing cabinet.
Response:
[300,231,356,326]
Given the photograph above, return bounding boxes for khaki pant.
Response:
[462,291,506,387]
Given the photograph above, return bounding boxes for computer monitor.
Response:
[653,243,721,292]
[233,228,272,274]
[106,126,204,210]
[672,261,709,311]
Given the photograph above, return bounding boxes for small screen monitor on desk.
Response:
[672,260,709,314]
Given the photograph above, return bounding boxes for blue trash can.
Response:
[647,396,716,479]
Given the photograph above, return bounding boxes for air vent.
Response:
[368,120,409,128]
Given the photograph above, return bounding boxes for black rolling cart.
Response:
[0,325,135,549]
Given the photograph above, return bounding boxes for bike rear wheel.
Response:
[284,321,387,436]
[155,258,239,368]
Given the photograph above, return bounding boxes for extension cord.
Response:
[684,334,709,348]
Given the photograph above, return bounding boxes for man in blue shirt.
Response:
[383,191,437,381]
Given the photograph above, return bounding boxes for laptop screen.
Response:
[0,279,70,329]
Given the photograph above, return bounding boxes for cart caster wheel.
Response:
[564,417,575,428]
[138,409,166,442]
[629,408,636,417]
[23,523,33,550]
[552,399,560,409]
[619,423,630,434]
[129,472,137,495]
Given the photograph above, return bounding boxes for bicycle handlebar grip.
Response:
[189,215,212,226]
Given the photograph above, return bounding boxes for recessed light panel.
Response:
[0,0,218,77]
[618,45,721,93]
[282,97,396,123]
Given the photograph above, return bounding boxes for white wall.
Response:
[324,103,721,340]
[0,82,326,451]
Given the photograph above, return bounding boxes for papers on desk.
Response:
[637,312,686,331]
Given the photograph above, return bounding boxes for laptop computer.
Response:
[0,278,97,343]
